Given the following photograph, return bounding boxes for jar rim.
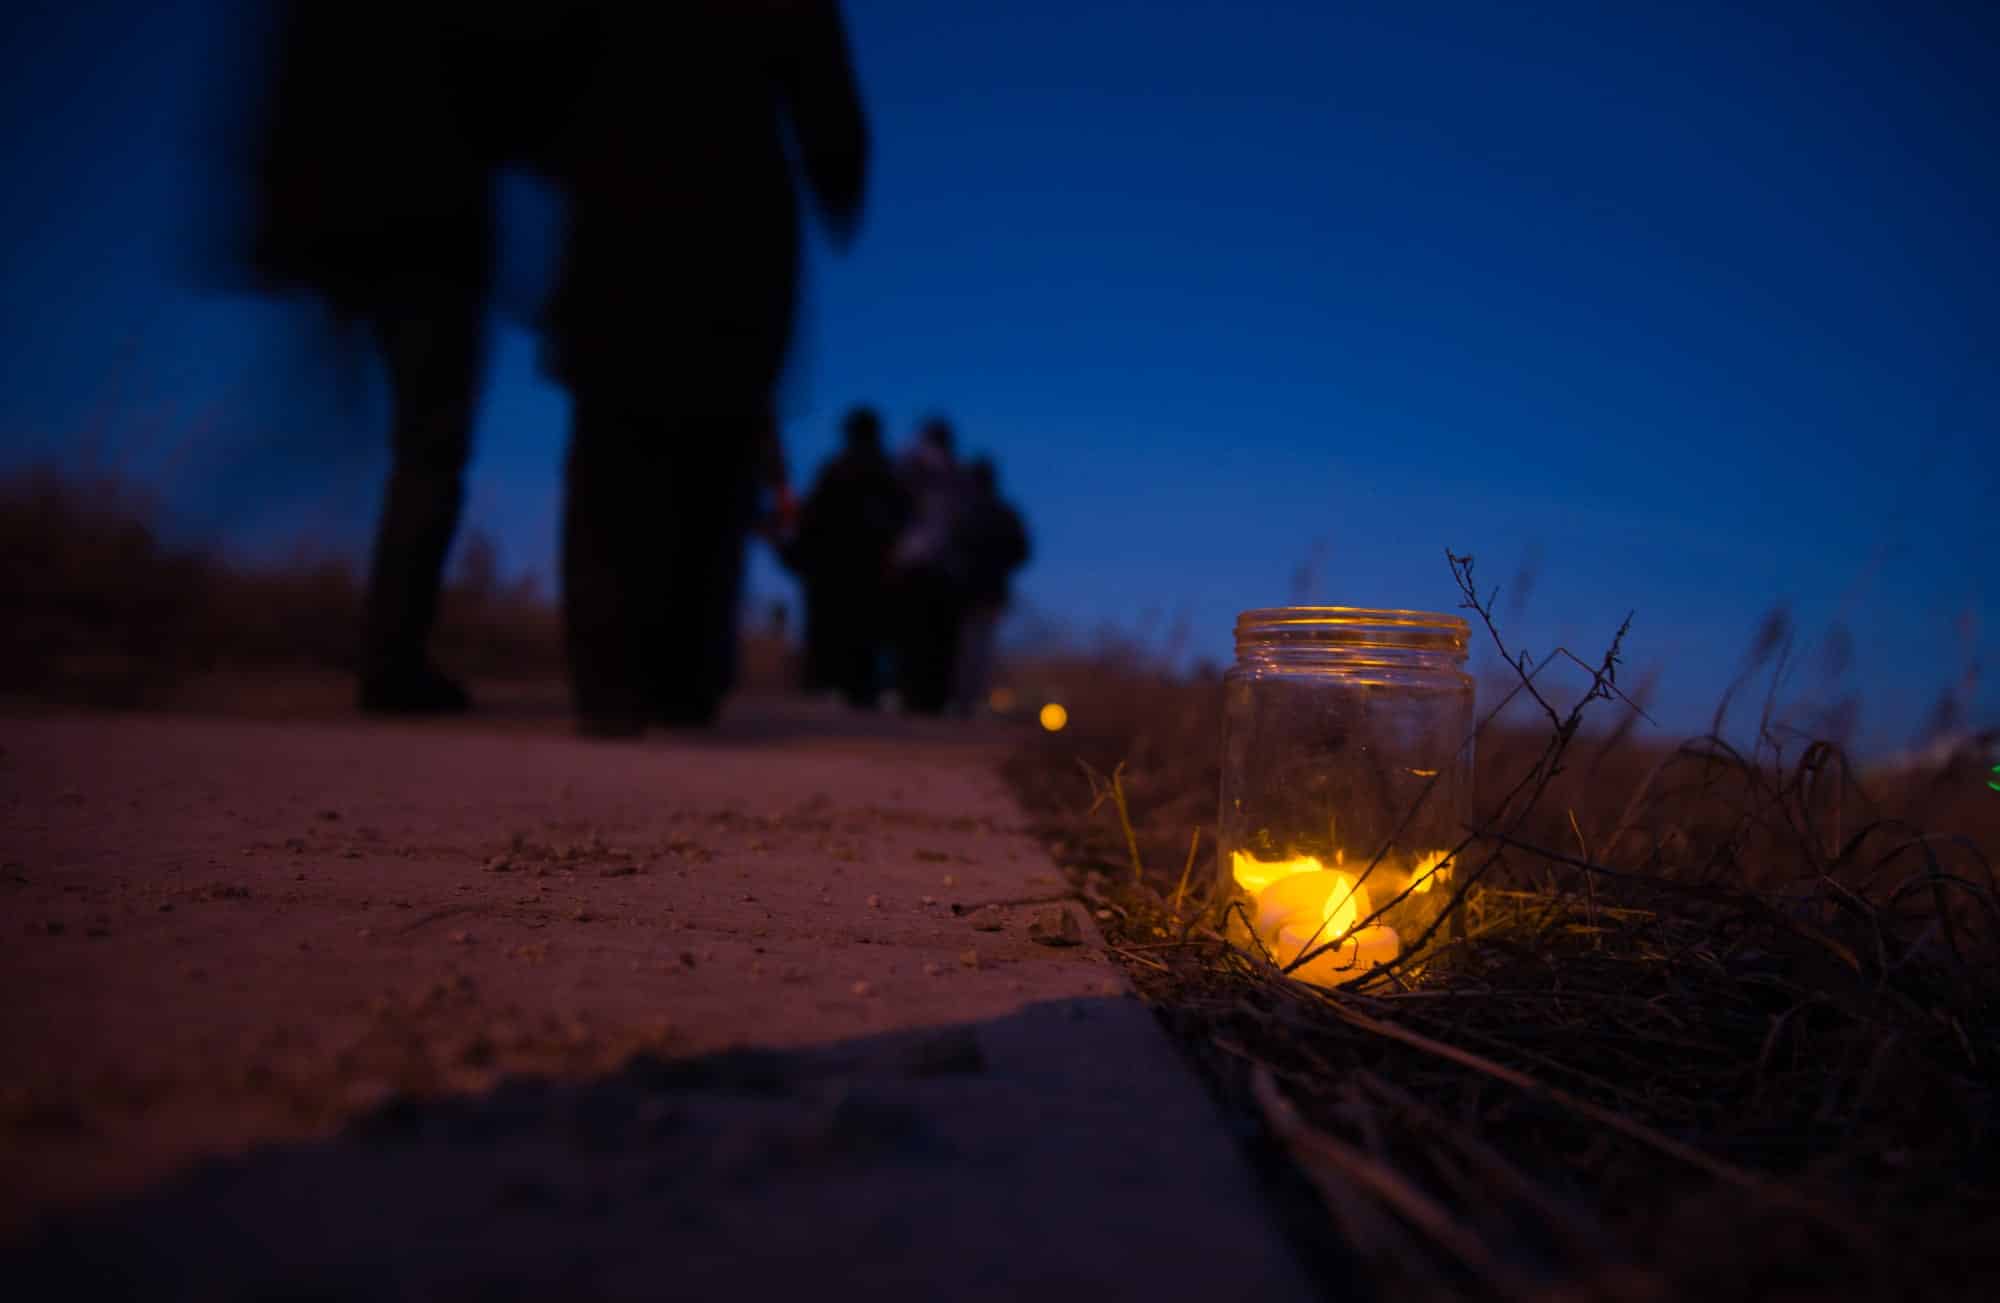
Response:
[1235,606,1468,641]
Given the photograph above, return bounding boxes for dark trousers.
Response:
[802,578,886,707]
[894,571,965,716]
[562,397,759,728]
[358,298,487,682]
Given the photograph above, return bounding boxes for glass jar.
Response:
[1218,607,1474,985]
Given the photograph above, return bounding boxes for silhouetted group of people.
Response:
[780,409,1029,716]
[228,0,872,735]
[224,1,1028,734]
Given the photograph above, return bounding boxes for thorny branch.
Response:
[1287,551,1643,982]
[1018,546,1999,1302]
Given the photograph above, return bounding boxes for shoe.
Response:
[652,693,723,730]
[358,663,472,716]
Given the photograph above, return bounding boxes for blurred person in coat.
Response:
[227,0,583,714]
[784,406,910,707]
[538,0,868,735]
[950,456,1030,716]
[888,417,974,715]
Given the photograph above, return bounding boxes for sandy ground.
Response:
[1,697,1318,1299]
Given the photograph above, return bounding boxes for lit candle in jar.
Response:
[1216,607,1474,986]
[1229,849,1451,987]
[1278,922,1401,984]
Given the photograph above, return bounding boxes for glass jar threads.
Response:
[1219,607,1474,985]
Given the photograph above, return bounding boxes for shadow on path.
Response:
[8,998,1324,1302]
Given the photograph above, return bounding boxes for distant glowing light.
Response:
[1990,763,1999,792]
[989,687,1018,713]
[1039,702,1069,732]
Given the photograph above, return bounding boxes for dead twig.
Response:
[1248,1061,1533,1301]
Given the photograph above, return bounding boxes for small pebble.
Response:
[920,895,936,905]
[923,961,943,977]
[866,894,881,909]
[942,874,956,887]
[958,948,980,969]
[850,980,874,997]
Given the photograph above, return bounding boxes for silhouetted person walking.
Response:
[786,407,910,707]
[539,0,868,736]
[951,457,1030,715]
[889,418,973,715]
[228,1,584,713]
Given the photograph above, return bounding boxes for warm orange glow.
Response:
[1407,849,1452,894]
[1279,923,1401,983]
[1232,849,1449,900]
[989,687,1019,713]
[1253,868,1368,944]
[1038,702,1068,732]
[1230,849,1324,896]
[1230,847,1452,987]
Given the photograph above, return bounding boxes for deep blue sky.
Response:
[3,0,1995,753]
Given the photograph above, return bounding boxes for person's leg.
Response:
[799,581,835,695]
[561,395,654,737]
[552,205,794,731]
[954,601,1001,716]
[897,574,961,716]
[890,575,926,711]
[647,442,758,728]
[357,289,487,713]
[835,583,885,709]
[926,595,967,716]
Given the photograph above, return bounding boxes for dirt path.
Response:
[1,704,1317,1299]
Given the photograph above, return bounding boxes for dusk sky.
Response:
[3,0,1995,754]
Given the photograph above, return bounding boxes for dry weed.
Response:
[1004,552,1999,1302]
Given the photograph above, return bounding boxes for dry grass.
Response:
[1003,555,1999,1302]
[0,464,794,707]
[10,465,1998,1294]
